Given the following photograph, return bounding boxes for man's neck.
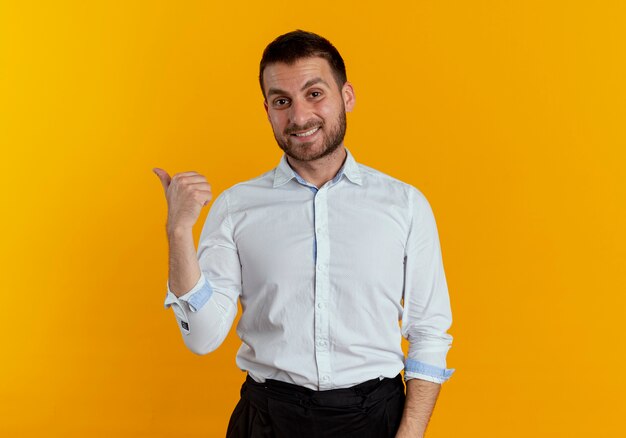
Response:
[286,146,348,189]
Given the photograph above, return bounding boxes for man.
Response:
[154,30,455,438]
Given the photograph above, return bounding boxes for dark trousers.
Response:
[226,373,406,438]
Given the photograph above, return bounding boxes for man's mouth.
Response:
[291,127,320,138]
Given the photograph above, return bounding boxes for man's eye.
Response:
[310,91,322,98]
[274,98,289,106]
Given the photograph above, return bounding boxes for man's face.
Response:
[262,57,355,162]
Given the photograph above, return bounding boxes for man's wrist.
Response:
[395,421,423,438]
[167,224,193,239]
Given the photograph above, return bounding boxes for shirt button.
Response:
[321,375,330,382]
[317,302,326,309]
[316,340,327,348]
[316,227,322,233]
[317,264,323,271]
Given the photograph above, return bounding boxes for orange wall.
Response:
[1,1,624,436]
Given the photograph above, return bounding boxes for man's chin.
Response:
[282,142,325,162]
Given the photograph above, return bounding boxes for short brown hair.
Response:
[259,30,347,99]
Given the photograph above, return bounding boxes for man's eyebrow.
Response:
[266,77,331,98]
[267,87,289,98]
[301,77,330,90]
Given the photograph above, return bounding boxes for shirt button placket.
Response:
[313,187,332,390]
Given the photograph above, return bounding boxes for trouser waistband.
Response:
[242,373,405,409]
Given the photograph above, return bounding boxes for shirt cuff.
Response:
[404,358,456,384]
[163,272,214,312]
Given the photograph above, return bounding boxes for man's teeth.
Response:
[294,127,319,137]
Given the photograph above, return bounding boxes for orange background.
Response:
[1,1,625,437]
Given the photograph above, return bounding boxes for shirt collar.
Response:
[273,146,363,188]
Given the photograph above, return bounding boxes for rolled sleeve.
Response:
[401,187,456,384]
[164,271,214,313]
[404,358,455,384]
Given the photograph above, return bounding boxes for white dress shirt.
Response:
[163,147,455,390]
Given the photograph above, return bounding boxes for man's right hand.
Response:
[153,168,213,234]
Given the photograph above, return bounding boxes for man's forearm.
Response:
[167,225,201,298]
[395,378,441,438]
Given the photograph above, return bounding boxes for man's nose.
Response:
[288,98,312,127]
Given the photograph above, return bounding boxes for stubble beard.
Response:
[274,109,347,162]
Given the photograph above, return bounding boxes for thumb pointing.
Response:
[152,167,171,192]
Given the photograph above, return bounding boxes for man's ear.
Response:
[263,99,270,120]
[342,82,356,112]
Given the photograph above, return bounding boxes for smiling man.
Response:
[263,57,351,167]
[155,30,455,438]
